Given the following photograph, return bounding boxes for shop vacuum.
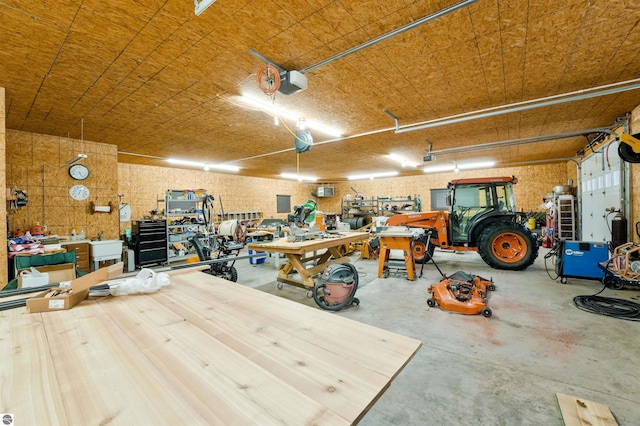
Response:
[312,263,360,311]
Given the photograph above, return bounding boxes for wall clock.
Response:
[69,184,90,201]
[69,164,90,180]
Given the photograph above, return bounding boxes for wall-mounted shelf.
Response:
[215,211,263,222]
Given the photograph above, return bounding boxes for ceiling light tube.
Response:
[167,158,207,168]
[194,0,216,16]
[457,161,495,170]
[348,171,398,181]
[280,172,317,182]
[207,164,240,172]
[423,164,455,173]
[241,96,342,137]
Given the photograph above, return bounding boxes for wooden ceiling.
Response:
[1,0,639,181]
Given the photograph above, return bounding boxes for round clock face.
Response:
[69,164,90,180]
[69,184,90,201]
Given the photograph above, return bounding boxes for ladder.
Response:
[554,194,576,241]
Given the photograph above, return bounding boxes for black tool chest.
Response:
[132,219,168,268]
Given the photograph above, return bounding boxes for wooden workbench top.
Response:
[247,231,370,255]
[1,269,421,425]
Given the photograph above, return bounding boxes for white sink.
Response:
[89,240,123,258]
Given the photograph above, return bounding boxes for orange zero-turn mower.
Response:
[427,271,496,317]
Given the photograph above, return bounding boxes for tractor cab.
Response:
[448,177,517,243]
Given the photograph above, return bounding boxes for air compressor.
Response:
[312,263,360,311]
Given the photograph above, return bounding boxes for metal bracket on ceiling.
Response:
[248,49,288,76]
[383,109,400,132]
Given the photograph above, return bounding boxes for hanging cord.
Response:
[544,244,561,281]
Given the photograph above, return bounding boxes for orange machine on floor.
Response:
[427,271,495,317]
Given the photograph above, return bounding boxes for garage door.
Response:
[579,140,626,243]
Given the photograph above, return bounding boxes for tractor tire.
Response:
[478,221,538,270]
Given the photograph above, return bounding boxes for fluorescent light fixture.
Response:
[348,171,399,181]
[207,163,240,172]
[194,0,215,16]
[280,172,317,182]
[423,164,455,173]
[241,95,342,137]
[388,153,419,168]
[458,161,495,170]
[167,158,240,172]
[167,158,207,168]
[423,160,496,173]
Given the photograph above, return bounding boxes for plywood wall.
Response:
[5,130,119,241]
[630,104,640,230]
[1,88,7,284]
[117,163,316,230]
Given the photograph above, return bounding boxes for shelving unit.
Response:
[341,197,377,219]
[341,196,418,230]
[376,196,419,216]
[165,189,210,262]
[214,211,263,223]
[341,196,419,219]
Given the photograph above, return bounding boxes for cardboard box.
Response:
[26,262,124,313]
[18,263,76,288]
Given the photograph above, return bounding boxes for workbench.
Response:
[1,269,421,425]
[247,231,370,290]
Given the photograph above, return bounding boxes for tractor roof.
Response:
[449,176,517,186]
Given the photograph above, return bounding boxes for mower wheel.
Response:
[560,276,568,284]
[488,284,496,291]
[352,297,360,306]
[277,282,283,289]
[481,307,492,318]
[427,298,437,307]
[307,290,313,298]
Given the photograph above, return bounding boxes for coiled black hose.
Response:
[573,272,640,321]
[573,295,640,321]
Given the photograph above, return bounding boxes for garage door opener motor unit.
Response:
[556,241,610,284]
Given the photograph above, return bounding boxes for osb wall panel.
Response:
[117,163,315,230]
[0,88,7,284]
[630,104,640,231]
[5,130,119,241]
[315,164,570,215]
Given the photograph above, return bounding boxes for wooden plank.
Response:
[0,310,68,425]
[556,393,618,426]
[1,269,420,425]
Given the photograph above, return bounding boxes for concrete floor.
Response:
[232,247,640,425]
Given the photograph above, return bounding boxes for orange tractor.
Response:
[385,176,539,270]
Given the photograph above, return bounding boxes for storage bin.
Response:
[249,249,266,265]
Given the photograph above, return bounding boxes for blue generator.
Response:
[557,241,610,283]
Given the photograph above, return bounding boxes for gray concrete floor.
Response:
[232,247,640,425]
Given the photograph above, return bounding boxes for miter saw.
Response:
[287,199,317,227]
[287,200,323,242]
